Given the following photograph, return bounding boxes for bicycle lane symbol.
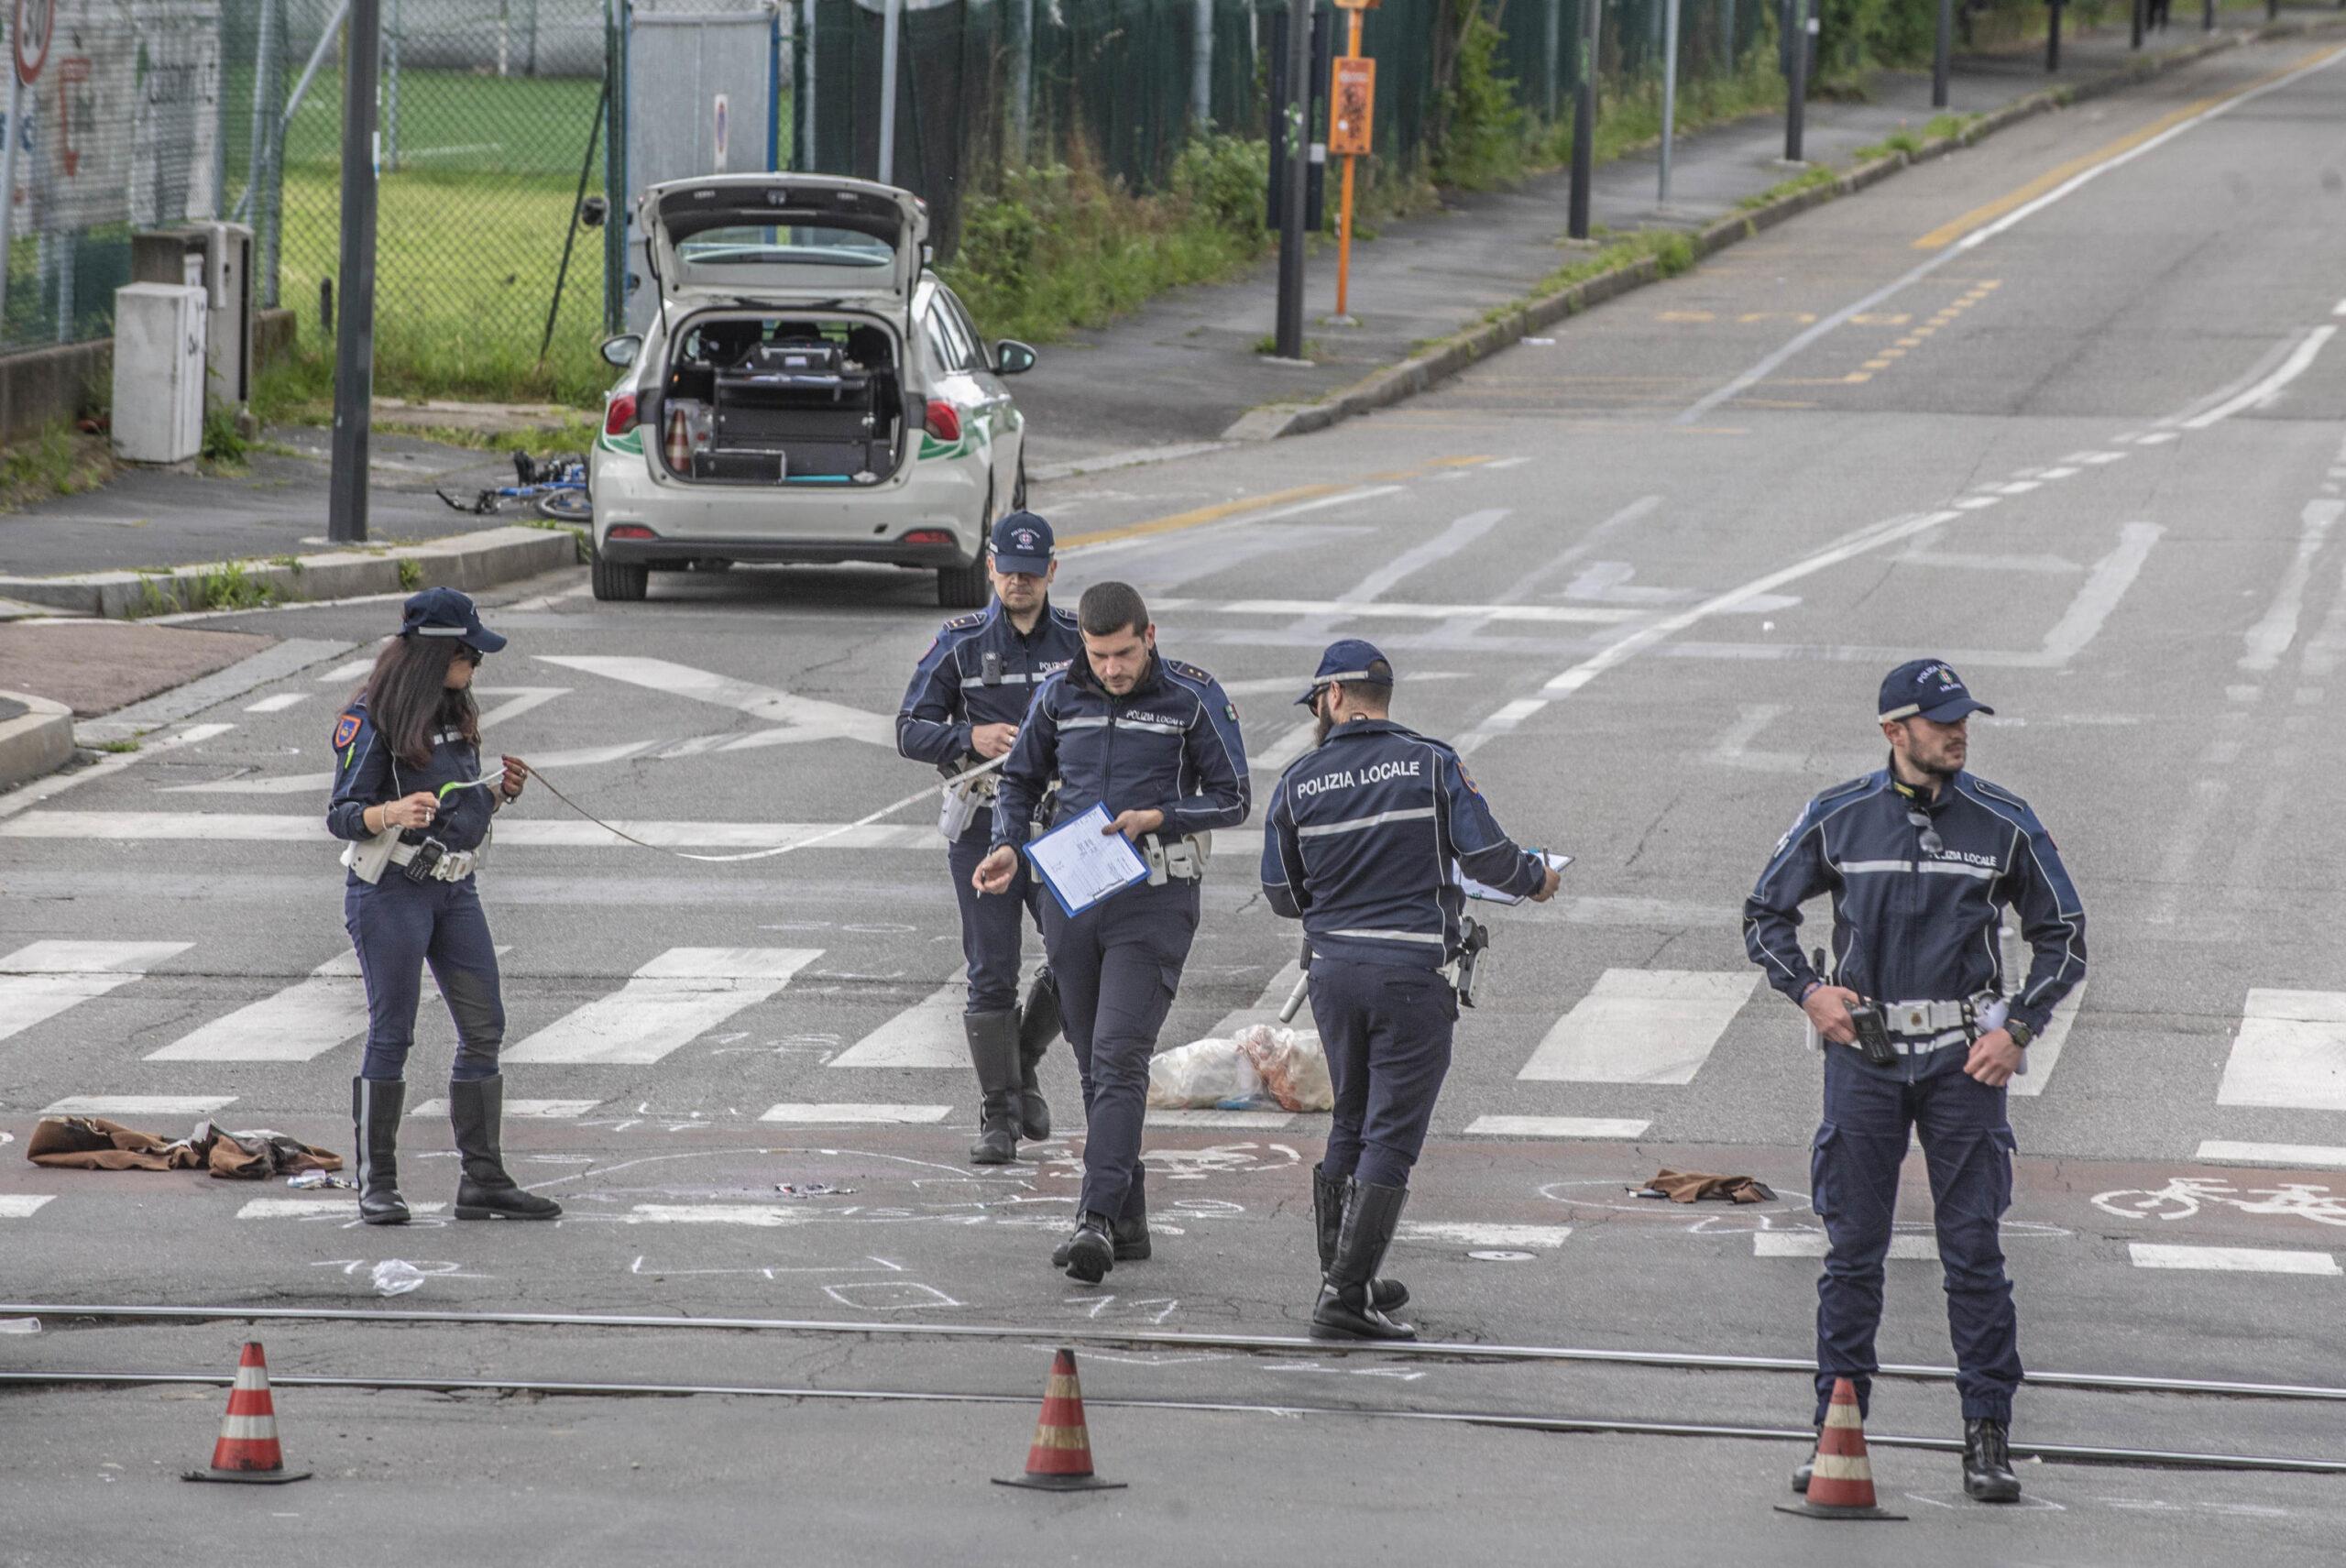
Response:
[2092,1177,2346,1228]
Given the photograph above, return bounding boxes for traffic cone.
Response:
[992,1347,1126,1492]
[182,1342,312,1485]
[1773,1377,1902,1521]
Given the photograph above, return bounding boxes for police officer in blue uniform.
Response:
[1744,659,2086,1503]
[898,512,1085,1164]
[973,581,1250,1283]
[326,589,561,1227]
[1261,641,1558,1340]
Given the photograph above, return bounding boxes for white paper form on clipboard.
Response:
[1460,851,1573,906]
[1024,803,1151,916]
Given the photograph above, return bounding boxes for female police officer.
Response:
[326,588,561,1226]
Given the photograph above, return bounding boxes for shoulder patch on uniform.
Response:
[1454,758,1482,796]
[333,712,361,751]
[1812,774,1872,806]
[1166,659,1212,684]
[941,610,986,631]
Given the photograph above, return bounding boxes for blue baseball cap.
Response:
[989,510,1055,575]
[1296,638,1396,707]
[1879,658,1991,723]
[398,587,506,653]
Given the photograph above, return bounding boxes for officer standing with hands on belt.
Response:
[898,511,1084,1165]
[972,581,1250,1283]
[1261,641,1558,1341]
[1743,659,2086,1504]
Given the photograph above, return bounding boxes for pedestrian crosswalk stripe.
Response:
[758,1102,951,1124]
[1756,1233,1939,1261]
[1147,1109,1295,1128]
[1516,969,1760,1084]
[2218,990,2346,1111]
[148,953,369,1062]
[1396,1222,1573,1250]
[40,1094,236,1117]
[0,941,192,1045]
[237,1198,448,1220]
[2128,1243,2340,1277]
[244,693,309,713]
[2007,981,2085,1099]
[502,948,823,1065]
[319,659,376,683]
[827,981,967,1069]
[2194,1139,2346,1168]
[410,1098,601,1120]
[1208,961,1303,1039]
[614,1204,823,1227]
[1464,1114,1652,1139]
[0,1196,55,1218]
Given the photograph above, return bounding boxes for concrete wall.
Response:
[0,306,298,445]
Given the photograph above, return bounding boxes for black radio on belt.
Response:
[1846,1001,1898,1067]
[401,836,449,884]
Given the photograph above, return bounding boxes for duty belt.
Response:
[1869,995,1989,1055]
[389,839,480,883]
[1139,830,1211,885]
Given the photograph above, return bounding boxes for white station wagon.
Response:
[586,173,1036,608]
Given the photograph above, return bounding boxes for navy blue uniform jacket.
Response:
[895,598,1085,766]
[325,698,496,852]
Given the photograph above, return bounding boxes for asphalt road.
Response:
[7,35,2346,1563]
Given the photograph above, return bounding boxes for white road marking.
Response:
[1953,496,2001,510]
[1209,961,1305,1038]
[2217,990,2346,1111]
[0,1196,56,1217]
[2079,451,2128,465]
[0,941,192,1044]
[1147,1109,1297,1128]
[1517,970,1760,1083]
[2134,430,2180,444]
[1249,720,1322,775]
[0,812,945,851]
[243,693,308,713]
[2128,1243,2339,1277]
[320,659,377,683]
[1150,597,1643,625]
[238,1198,447,1219]
[535,655,895,749]
[410,1097,600,1119]
[758,1103,952,1124]
[2335,299,2346,318]
[2194,1140,2346,1168]
[2007,982,2086,1099]
[2034,466,2081,480]
[2039,524,2161,664]
[1994,480,2042,495]
[40,1095,236,1116]
[1397,1222,1573,1249]
[2182,326,2340,430]
[828,982,968,1069]
[2239,502,2344,673]
[147,953,367,1061]
[503,948,823,1065]
[1757,1233,1939,1260]
[1464,1114,1651,1138]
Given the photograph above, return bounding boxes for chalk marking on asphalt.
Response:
[1464,1114,1653,1139]
[2195,1140,2346,1169]
[2218,990,2346,1112]
[0,941,192,1045]
[2182,326,2338,430]
[0,1197,55,1218]
[503,948,824,1066]
[2129,1244,2340,1277]
[1397,1223,1573,1249]
[1758,1233,1940,1260]
[2006,982,2086,1099]
[243,693,308,713]
[2240,502,2345,672]
[40,1094,236,1116]
[757,1103,952,1124]
[827,981,968,1069]
[1516,970,1761,1084]
[2039,524,2162,664]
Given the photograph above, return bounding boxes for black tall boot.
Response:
[1014,969,1061,1141]
[1312,1163,1408,1311]
[1310,1179,1418,1342]
[965,1010,1021,1165]
[450,1075,563,1221]
[1963,1417,2022,1502]
[351,1077,410,1226]
[1061,1212,1116,1284]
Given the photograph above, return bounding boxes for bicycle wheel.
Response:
[536,487,592,523]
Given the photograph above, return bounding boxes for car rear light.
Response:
[606,524,656,541]
[904,530,955,545]
[603,393,637,437]
[924,400,960,444]
[664,406,691,472]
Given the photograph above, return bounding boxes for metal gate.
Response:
[606,1,784,334]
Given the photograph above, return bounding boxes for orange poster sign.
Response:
[1329,57,1376,158]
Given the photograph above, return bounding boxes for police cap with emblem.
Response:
[1879,658,1991,723]
[398,587,507,653]
[1297,637,1396,707]
[989,510,1055,575]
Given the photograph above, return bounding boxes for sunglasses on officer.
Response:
[1907,807,1944,857]
[454,643,486,666]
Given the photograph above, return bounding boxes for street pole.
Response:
[1784,0,1810,163]
[877,0,900,184]
[1332,5,1363,321]
[0,71,22,341]
[2046,0,2062,71]
[1658,0,1680,204]
[2202,0,2213,30]
[1568,0,1597,239]
[1933,0,1950,107]
[2131,0,2143,49]
[328,0,382,545]
[1274,0,1310,357]
[1192,0,1213,127]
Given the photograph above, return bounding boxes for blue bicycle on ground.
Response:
[437,451,592,523]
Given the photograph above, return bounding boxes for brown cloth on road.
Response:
[1640,1168,1777,1204]
[26,1116,341,1179]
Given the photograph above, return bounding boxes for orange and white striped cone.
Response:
[992,1347,1126,1492]
[182,1342,312,1486]
[1774,1378,1903,1520]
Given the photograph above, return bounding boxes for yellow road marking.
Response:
[1849,312,1913,326]
[1738,312,1820,324]
[1896,336,1924,347]
[1060,455,1485,551]
[1657,310,1716,323]
[1913,46,2346,249]
[1844,372,1872,383]
[1863,358,1895,370]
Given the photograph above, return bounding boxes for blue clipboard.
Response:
[1023,803,1150,917]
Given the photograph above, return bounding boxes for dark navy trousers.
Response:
[345,873,504,1083]
[948,822,1043,1014]
[1309,957,1457,1190]
[1041,877,1199,1223]
[1811,1042,2023,1424]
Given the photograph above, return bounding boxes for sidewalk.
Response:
[1015,5,2341,475]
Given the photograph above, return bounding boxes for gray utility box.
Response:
[130,222,255,412]
[112,283,208,465]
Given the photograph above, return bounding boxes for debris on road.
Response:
[1636,1169,1777,1204]
[26,1115,342,1180]
[371,1261,430,1298]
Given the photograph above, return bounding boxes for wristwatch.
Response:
[2005,1019,2034,1049]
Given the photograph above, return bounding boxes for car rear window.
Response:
[678,225,894,268]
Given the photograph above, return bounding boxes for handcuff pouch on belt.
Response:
[1444,916,1491,1008]
[1138,830,1211,886]
[936,753,1003,839]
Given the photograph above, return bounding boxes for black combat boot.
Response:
[1062,1212,1116,1284]
[1963,1417,2022,1502]
[1791,1428,1823,1492]
[352,1077,410,1226]
[965,1011,1022,1165]
[1310,1179,1417,1342]
[1312,1162,1407,1310]
[1014,969,1062,1140]
[1053,1206,1149,1267]
[450,1076,563,1221]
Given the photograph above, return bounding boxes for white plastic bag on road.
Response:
[1146,1038,1265,1109]
[1233,1025,1334,1113]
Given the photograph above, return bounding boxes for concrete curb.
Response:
[0,523,580,620]
[0,691,73,790]
[1237,16,2345,443]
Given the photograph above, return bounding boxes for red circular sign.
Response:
[15,0,52,86]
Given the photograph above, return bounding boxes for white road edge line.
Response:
[2183,325,2340,430]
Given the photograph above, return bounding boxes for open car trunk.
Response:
[655,312,911,485]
